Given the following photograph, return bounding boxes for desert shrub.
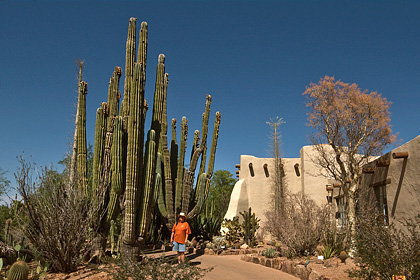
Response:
[264,192,331,257]
[16,158,100,273]
[110,255,213,280]
[348,213,420,280]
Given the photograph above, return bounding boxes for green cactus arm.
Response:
[206,111,221,180]
[197,95,212,177]
[151,54,166,138]
[161,73,169,139]
[157,170,168,219]
[137,129,157,238]
[171,118,177,145]
[92,103,107,194]
[106,116,124,223]
[76,81,88,193]
[174,116,188,214]
[181,147,202,214]
[186,173,208,220]
[123,61,146,246]
[137,21,148,73]
[122,17,137,119]
[191,130,200,160]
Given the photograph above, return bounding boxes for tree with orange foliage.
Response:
[303,76,396,250]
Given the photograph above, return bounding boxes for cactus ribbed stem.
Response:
[101,67,122,199]
[195,95,211,202]
[7,261,29,280]
[76,81,88,193]
[106,116,124,223]
[174,117,188,214]
[181,147,202,214]
[137,130,157,238]
[206,111,221,180]
[122,17,137,121]
[123,62,145,246]
[92,103,107,194]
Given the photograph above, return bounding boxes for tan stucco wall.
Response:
[359,135,420,226]
[224,150,331,226]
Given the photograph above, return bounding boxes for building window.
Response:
[249,163,255,177]
[263,163,269,177]
[374,184,389,225]
[335,196,346,226]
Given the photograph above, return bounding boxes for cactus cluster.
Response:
[83,18,220,258]
[240,207,260,247]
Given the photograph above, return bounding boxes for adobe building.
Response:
[225,136,420,231]
[224,145,337,226]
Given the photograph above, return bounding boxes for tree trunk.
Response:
[347,188,357,255]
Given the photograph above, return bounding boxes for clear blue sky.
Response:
[1,1,419,194]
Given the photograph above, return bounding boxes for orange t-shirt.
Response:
[172,221,191,244]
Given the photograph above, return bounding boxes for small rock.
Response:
[324,258,339,268]
[345,257,355,266]
[240,244,249,249]
[243,255,252,262]
[308,270,322,280]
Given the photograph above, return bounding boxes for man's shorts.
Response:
[172,241,186,252]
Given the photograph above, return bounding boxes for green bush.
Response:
[348,214,420,279]
[262,247,277,258]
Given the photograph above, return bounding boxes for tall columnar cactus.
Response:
[76,81,88,192]
[70,62,88,192]
[156,94,221,230]
[88,18,220,258]
[106,116,124,223]
[92,102,107,195]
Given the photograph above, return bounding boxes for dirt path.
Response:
[144,250,299,280]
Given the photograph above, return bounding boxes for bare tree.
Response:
[303,76,396,249]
